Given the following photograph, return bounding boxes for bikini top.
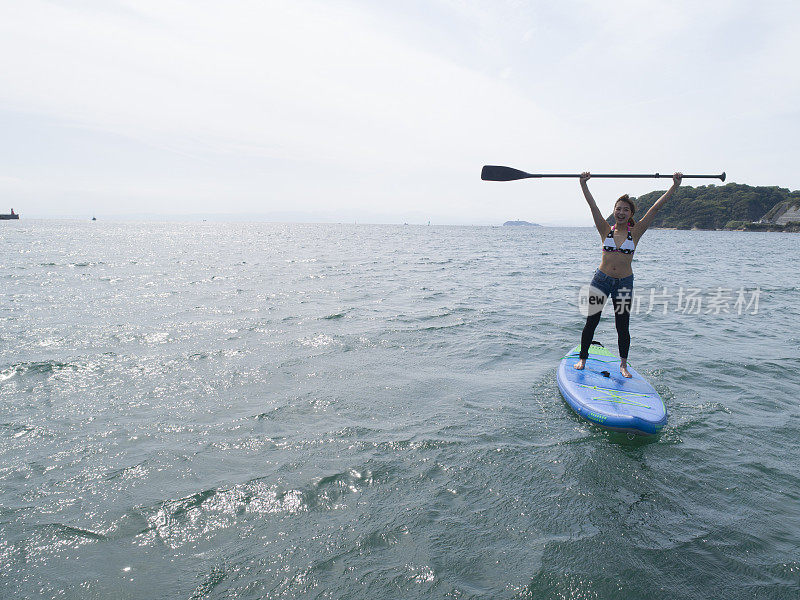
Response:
[602,224,636,254]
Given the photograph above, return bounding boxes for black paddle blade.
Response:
[481,165,535,181]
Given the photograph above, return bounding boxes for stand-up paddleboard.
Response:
[557,342,667,435]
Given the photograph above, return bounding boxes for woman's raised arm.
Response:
[634,172,682,238]
[580,172,611,238]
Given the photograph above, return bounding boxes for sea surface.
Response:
[1,221,798,599]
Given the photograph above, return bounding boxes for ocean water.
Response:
[1,220,798,599]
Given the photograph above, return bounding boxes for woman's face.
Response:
[614,201,632,223]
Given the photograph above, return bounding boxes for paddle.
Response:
[481,165,726,182]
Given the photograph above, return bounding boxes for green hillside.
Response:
[617,183,800,230]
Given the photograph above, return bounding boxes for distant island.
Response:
[612,183,800,232]
[503,220,540,227]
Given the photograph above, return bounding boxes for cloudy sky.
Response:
[1,0,798,224]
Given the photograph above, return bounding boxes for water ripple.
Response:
[0,222,797,599]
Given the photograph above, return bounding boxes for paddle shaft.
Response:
[481,165,726,182]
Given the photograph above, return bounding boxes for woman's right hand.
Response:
[580,171,591,184]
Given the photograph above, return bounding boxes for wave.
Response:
[189,564,227,600]
[135,465,387,550]
[321,311,347,320]
[32,522,109,543]
[0,360,77,380]
[0,422,50,440]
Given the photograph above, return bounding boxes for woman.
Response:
[575,171,682,377]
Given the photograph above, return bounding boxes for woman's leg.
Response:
[579,311,603,359]
[575,271,610,370]
[612,295,632,377]
[575,293,606,369]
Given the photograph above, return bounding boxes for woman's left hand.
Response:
[673,172,683,186]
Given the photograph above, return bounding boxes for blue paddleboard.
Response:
[557,342,667,435]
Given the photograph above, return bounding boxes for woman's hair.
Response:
[615,194,636,226]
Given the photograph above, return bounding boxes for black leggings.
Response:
[579,296,632,359]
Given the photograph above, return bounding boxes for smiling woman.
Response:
[574,171,683,378]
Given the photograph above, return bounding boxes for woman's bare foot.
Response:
[574,358,586,370]
[620,361,632,378]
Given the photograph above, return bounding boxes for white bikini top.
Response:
[602,224,636,255]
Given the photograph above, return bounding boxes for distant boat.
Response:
[1,209,19,220]
[92,216,97,221]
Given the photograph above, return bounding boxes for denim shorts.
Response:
[589,268,634,300]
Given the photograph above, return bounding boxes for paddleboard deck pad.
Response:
[557,342,667,435]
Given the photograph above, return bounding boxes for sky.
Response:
[0,0,798,225]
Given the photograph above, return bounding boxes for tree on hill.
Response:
[607,183,797,230]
